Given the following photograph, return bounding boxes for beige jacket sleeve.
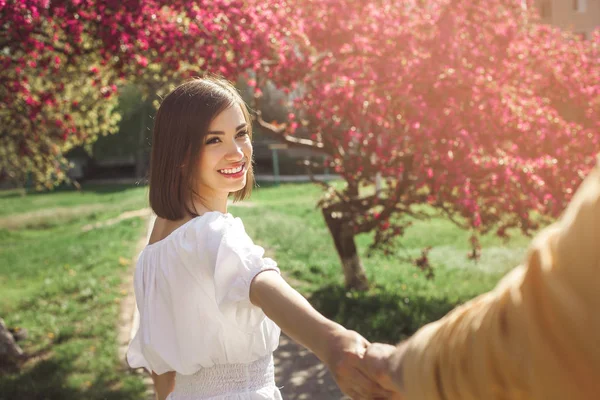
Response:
[401,164,600,400]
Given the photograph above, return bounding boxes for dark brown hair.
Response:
[149,76,254,220]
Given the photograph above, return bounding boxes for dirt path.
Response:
[118,212,156,400]
[0,203,108,229]
[82,207,152,232]
[120,213,346,399]
[274,335,345,399]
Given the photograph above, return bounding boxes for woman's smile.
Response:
[218,162,246,178]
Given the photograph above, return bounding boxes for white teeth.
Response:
[220,164,243,174]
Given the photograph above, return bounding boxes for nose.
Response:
[224,141,245,162]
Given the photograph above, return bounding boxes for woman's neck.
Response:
[189,193,228,215]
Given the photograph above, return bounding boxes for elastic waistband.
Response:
[170,355,275,399]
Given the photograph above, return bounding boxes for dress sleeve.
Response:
[400,163,600,399]
[207,216,280,330]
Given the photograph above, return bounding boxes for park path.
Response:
[274,334,345,399]
[118,211,346,400]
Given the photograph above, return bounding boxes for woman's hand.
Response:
[363,342,409,399]
[322,328,394,399]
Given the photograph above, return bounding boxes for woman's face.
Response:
[196,104,252,197]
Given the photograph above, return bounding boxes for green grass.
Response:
[0,185,149,399]
[0,180,536,398]
[234,182,534,342]
[0,184,148,217]
[0,184,149,231]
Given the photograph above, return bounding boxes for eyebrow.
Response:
[207,123,247,135]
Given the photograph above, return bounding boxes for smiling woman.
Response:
[126,77,390,400]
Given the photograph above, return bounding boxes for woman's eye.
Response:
[206,137,221,145]
[236,130,249,138]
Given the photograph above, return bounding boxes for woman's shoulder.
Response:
[144,211,239,250]
[177,211,252,257]
[191,211,242,238]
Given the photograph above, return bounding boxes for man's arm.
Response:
[367,163,600,400]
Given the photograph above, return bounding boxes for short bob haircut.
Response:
[148,76,254,220]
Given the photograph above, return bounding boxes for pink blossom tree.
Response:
[0,0,298,188]
[257,0,600,289]
[2,0,599,292]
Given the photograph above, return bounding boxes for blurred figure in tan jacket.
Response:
[364,161,600,400]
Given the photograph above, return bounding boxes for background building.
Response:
[536,0,600,38]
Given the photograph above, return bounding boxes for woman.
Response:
[126,77,389,400]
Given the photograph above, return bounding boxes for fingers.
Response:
[364,343,396,377]
[350,365,395,399]
[360,342,408,398]
[347,330,370,357]
[337,349,395,399]
[327,330,395,399]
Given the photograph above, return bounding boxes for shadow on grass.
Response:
[308,284,460,343]
[0,183,146,198]
[0,351,144,400]
[0,190,27,200]
[0,183,82,197]
[78,183,147,195]
[254,181,307,189]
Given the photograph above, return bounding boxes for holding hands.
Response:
[363,342,408,399]
[249,271,408,399]
[322,328,392,399]
[322,328,408,400]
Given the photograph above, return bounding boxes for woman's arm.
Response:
[249,271,390,399]
[150,370,175,400]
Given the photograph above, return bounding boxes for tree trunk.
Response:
[0,318,23,371]
[322,208,370,291]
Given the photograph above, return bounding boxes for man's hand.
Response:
[363,342,409,399]
[322,329,394,399]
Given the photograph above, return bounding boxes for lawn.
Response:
[0,184,149,400]
[234,182,533,341]
[0,180,535,398]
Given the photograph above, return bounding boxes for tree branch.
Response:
[254,109,328,153]
[437,203,471,230]
[354,154,414,234]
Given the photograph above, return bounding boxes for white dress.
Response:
[126,211,282,399]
